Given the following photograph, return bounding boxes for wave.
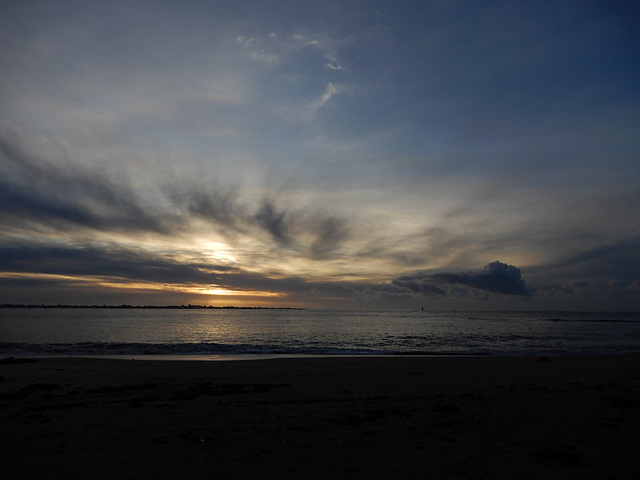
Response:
[540,318,640,323]
[2,341,638,358]
[0,342,393,356]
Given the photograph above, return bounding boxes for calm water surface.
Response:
[1,308,639,357]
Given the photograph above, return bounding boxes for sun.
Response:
[200,287,285,297]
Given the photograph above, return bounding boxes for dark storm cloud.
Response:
[393,261,532,297]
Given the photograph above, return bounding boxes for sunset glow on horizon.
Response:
[1,1,639,310]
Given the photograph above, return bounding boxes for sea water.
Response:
[1,308,639,357]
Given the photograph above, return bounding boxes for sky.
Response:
[1,0,639,310]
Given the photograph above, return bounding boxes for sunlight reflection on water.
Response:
[1,309,639,356]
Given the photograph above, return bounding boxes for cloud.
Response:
[306,83,338,116]
[0,243,233,285]
[318,82,338,106]
[528,279,640,310]
[236,35,259,48]
[393,261,532,297]
[170,185,244,237]
[324,53,344,71]
[236,34,283,64]
[236,31,344,68]
[309,216,349,258]
[350,283,437,301]
[0,132,354,260]
[235,29,346,80]
[520,235,640,290]
[0,240,361,305]
[390,277,448,296]
[250,199,354,256]
[557,238,640,280]
[254,199,290,245]
[1,2,638,309]
[0,134,170,234]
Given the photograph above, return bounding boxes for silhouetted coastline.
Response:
[0,304,303,310]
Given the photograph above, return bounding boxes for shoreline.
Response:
[2,353,498,362]
[2,350,639,361]
[2,355,640,479]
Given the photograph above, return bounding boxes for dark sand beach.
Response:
[2,355,640,479]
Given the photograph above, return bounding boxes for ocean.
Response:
[1,308,639,358]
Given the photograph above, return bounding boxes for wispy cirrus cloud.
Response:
[237,31,345,70]
[306,82,339,117]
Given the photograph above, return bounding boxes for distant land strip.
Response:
[0,304,304,310]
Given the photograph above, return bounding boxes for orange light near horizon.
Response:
[1,272,285,300]
[202,288,285,297]
[200,287,286,297]
[96,281,286,298]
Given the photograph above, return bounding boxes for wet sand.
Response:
[2,355,640,479]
